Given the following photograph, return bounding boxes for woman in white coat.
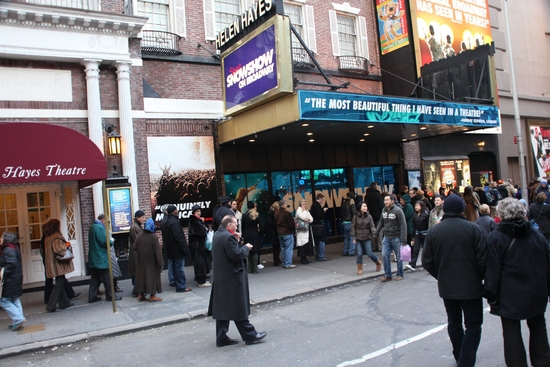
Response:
[295,200,315,264]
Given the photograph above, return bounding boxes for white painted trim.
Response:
[332,2,360,15]
[144,97,224,115]
[130,58,143,66]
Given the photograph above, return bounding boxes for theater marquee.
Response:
[221,15,293,116]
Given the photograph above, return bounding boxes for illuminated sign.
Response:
[221,15,293,116]
[409,0,493,70]
[298,90,500,127]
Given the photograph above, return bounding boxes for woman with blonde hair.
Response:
[266,201,281,266]
[242,201,263,273]
[43,219,74,312]
[295,199,315,264]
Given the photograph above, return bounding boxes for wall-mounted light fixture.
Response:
[103,123,122,155]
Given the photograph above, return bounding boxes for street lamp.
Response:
[103,123,122,155]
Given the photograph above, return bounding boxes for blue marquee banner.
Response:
[298,90,500,127]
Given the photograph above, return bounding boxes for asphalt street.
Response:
[2,269,528,367]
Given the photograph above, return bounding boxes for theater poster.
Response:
[530,126,550,178]
[147,136,218,227]
[376,0,410,55]
[410,0,493,69]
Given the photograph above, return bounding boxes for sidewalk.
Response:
[0,243,414,358]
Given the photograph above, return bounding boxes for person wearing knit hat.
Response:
[485,197,550,366]
[129,209,147,297]
[535,180,550,205]
[424,193,487,366]
[442,193,465,214]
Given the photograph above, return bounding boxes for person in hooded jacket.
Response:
[485,198,550,367]
[188,205,212,287]
[0,231,25,331]
[135,218,164,302]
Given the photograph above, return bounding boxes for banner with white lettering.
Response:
[147,136,218,227]
[223,24,278,111]
[298,90,500,127]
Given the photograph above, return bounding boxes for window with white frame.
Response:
[138,0,170,32]
[215,0,241,33]
[337,14,357,56]
[137,0,186,36]
[329,8,369,60]
[284,1,317,53]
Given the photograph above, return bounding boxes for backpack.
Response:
[488,189,502,206]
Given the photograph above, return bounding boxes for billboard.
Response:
[298,90,500,128]
[221,15,293,116]
[410,0,492,71]
[147,136,218,227]
[376,0,410,55]
[530,126,550,178]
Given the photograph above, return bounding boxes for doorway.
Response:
[0,187,57,284]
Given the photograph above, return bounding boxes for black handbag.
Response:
[311,223,323,237]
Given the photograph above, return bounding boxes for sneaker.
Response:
[283,264,296,269]
[381,276,392,282]
[198,281,212,288]
[395,276,404,281]
[405,264,416,272]
[257,264,264,269]
[11,320,25,331]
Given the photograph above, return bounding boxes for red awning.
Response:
[0,123,108,188]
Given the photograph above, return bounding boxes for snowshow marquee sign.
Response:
[221,15,293,116]
[298,90,500,127]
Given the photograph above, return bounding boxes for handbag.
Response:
[294,218,310,232]
[205,230,213,251]
[54,238,74,262]
[400,245,412,262]
[311,223,324,237]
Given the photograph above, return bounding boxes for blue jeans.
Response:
[168,259,174,285]
[443,298,483,367]
[343,222,354,255]
[356,239,378,264]
[382,236,403,278]
[170,257,187,291]
[0,296,25,325]
[315,240,326,260]
[278,235,294,267]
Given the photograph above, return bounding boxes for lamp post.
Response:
[504,0,528,198]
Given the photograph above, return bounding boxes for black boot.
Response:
[300,256,310,264]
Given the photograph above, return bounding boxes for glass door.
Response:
[0,188,55,284]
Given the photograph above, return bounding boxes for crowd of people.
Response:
[2,176,550,361]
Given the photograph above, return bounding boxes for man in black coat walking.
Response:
[161,205,191,293]
[212,196,234,232]
[208,215,267,347]
[423,194,487,367]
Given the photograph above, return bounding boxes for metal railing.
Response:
[337,55,369,73]
[291,47,314,67]
[141,30,182,56]
[24,0,100,11]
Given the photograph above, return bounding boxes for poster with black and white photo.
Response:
[147,136,218,227]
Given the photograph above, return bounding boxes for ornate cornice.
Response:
[0,2,148,37]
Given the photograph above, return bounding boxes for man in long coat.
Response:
[208,215,267,347]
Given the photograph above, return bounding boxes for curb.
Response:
[1,267,421,358]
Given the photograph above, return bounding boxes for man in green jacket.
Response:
[88,214,121,303]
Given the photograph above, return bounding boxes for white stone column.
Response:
[116,61,140,211]
[82,59,105,219]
